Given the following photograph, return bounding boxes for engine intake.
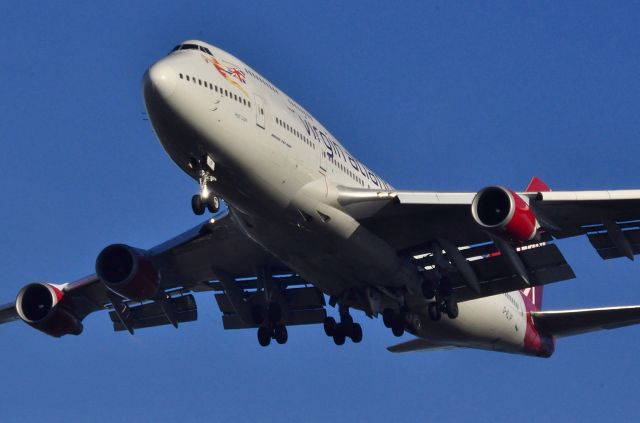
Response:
[471,186,539,241]
[96,244,160,301]
[15,283,83,337]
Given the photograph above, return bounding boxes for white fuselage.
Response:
[143,40,550,357]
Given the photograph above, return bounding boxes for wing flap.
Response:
[531,305,640,338]
[587,228,640,260]
[109,294,197,332]
[421,243,575,302]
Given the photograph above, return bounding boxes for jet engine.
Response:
[471,186,539,242]
[15,283,83,337]
[95,244,160,301]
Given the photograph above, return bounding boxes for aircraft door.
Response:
[254,94,265,129]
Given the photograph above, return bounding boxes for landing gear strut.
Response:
[189,155,220,215]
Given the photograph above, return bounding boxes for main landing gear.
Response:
[189,155,220,215]
[254,302,289,347]
[422,276,459,322]
[323,309,363,345]
[382,308,408,337]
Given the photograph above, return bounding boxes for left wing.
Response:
[0,208,302,336]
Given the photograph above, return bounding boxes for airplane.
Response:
[2,39,640,358]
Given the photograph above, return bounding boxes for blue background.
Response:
[1,1,640,421]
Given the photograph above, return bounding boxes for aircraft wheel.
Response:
[350,323,363,343]
[341,313,353,327]
[333,331,346,346]
[428,302,441,322]
[391,318,405,337]
[422,281,435,299]
[324,316,337,337]
[382,308,395,328]
[274,325,288,344]
[191,194,205,215]
[257,326,272,347]
[445,298,459,319]
[206,195,220,213]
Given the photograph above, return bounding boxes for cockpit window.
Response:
[170,43,213,55]
[180,44,200,51]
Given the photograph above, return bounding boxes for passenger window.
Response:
[204,81,208,87]
[179,73,183,79]
[186,75,190,81]
[198,79,202,85]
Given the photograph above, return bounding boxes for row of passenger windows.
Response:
[245,67,278,94]
[504,293,520,310]
[275,117,315,150]
[179,73,251,108]
[326,153,366,187]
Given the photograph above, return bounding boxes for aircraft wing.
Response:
[0,208,290,334]
[531,305,640,338]
[337,183,640,301]
[0,303,18,324]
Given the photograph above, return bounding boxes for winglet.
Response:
[525,177,551,192]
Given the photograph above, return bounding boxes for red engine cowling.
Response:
[471,186,539,242]
[15,283,83,337]
[95,244,160,301]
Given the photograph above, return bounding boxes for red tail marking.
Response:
[525,176,551,192]
[519,177,550,311]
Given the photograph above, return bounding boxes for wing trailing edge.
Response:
[531,305,640,338]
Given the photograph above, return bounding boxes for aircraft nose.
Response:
[145,61,177,98]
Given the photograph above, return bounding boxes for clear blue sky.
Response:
[1,1,640,421]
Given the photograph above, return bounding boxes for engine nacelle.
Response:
[15,283,83,337]
[471,186,539,242]
[95,244,160,301]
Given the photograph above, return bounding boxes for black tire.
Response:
[428,302,441,322]
[341,313,353,327]
[350,323,363,343]
[324,316,337,337]
[267,302,282,323]
[333,332,346,346]
[422,281,435,299]
[251,304,265,325]
[206,195,220,213]
[257,326,271,347]
[274,325,288,344]
[391,318,405,337]
[382,309,395,328]
[445,298,459,319]
[191,194,205,215]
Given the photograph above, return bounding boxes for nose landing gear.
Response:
[189,155,220,215]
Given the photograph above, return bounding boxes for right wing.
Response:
[336,181,640,303]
